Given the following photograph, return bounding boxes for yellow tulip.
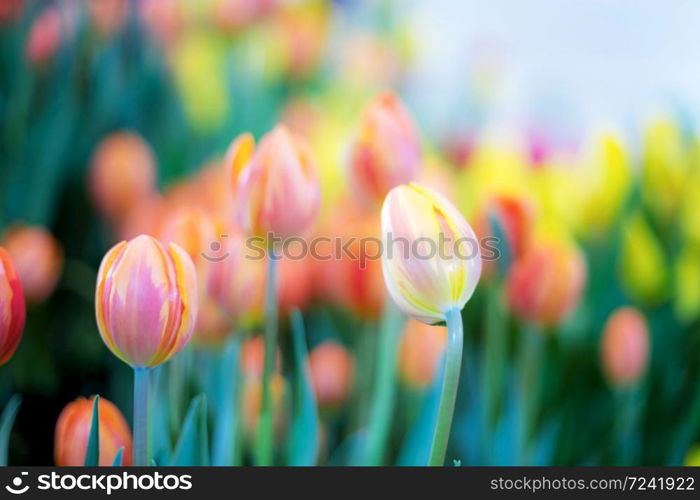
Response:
[619,212,667,304]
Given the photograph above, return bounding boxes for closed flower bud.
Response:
[600,307,649,387]
[0,248,25,366]
[26,6,62,66]
[240,336,281,378]
[381,183,482,324]
[350,92,421,204]
[233,126,321,239]
[95,235,198,368]
[308,341,354,409]
[507,239,586,326]
[89,132,157,225]
[3,225,63,303]
[398,320,446,388]
[242,374,287,437]
[54,396,132,466]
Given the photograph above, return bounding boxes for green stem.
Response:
[363,300,403,465]
[428,308,464,466]
[255,244,278,466]
[518,324,543,464]
[133,367,150,466]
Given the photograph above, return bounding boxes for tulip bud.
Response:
[87,0,127,37]
[3,225,63,303]
[0,0,23,25]
[381,183,482,324]
[0,247,25,366]
[233,126,321,239]
[193,298,231,346]
[600,307,649,387]
[208,230,266,330]
[240,336,281,378]
[26,6,62,66]
[95,235,198,368]
[398,320,446,388]
[308,341,354,409]
[350,92,421,204]
[242,374,287,437]
[277,255,314,314]
[89,132,157,225]
[54,396,132,466]
[506,239,586,326]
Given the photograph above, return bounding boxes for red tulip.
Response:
[0,247,25,366]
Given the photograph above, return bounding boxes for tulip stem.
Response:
[133,367,150,466]
[256,246,278,466]
[428,308,463,466]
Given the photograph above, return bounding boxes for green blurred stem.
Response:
[133,367,150,466]
[255,245,278,466]
[518,324,543,464]
[364,300,402,465]
[483,283,506,431]
[428,308,464,466]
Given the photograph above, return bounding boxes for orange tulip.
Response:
[0,247,25,366]
[349,92,421,204]
[308,341,354,409]
[89,132,157,225]
[54,396,132,466]
[277,255,314,314]
[398,320,447,388]
[242,374,286,436]
[600,307,649,387]
[95,235,198,368]
[506,240,586,327]
[240,336,281,378]
[231,126,321,239]
[193,297,231,346]
[87,0,127,37]
[3,225,63,303]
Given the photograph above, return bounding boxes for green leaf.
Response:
[0,395,21,466]
[84,395,100,466]
[286,309,319,466]
[112,447,124,466]
[170,394,209,466]
[212,337,242,466]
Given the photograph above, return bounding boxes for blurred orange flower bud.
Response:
[0,247,25,366]
[350,92,421,204]
[600,307,649,387]
[507,239,586,327]
[242,374,286,436]
[3,225,63,303]
[240,336,281,378]
[95,235,198,368]
[208,230,266,330]
[233,126,321,239]
[308,341,354,409]
[87,0,127,37]
[138,0,183,50]
[475,194,535,278]
[117,194,166,241]
[193,297,231,347]
[398,320,446,388]
[277,255,314,314]
[26,6,62,66]
[89,132,157,225]
[54,396,132,466]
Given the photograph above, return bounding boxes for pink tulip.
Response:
[601,307,649,387]
[0,247,25,366]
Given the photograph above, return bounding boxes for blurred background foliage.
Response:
[1,0,700,465]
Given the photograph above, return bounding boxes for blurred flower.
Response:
[173,30,228,131]
[233,126,321,239]
[95,235,198,368]
[2,225,63,303]
[398,319,446,388]
[208,230,266,330]
[138,0,184,50]
[118,194,165,241]
[673,244,700,323]
[89,132,157,225]
[474,194,535,278]
[381,183,482,324]
[212,0,276,33]
[0,247,25,366]
[242,373,286,437]
[600,307,649,387]
[641,116,691,222]
[308,341,354,409]
[576,132,631,236]
[158,206,216,297]
[277,255,314,314]
[507,238,586,327]
[280,97,321,141]
[619,212,667,305]
[87,0,127,37]
[349,92,421,204]
[54,396,132,466]
[25,6,62,66]
[0,0,23,24]
[341,34,404,88]
[240,336,281,378]
[193,297,231,347]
